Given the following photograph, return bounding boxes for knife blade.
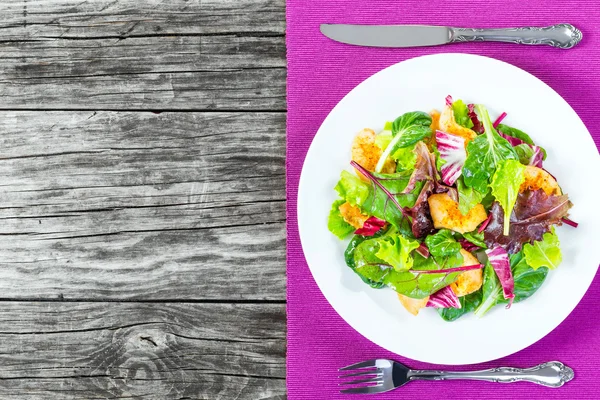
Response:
[319,24,583,49]
[320,24,451,48]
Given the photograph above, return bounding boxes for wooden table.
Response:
[0,1,286,398]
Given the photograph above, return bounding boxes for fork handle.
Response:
[407,361,574,388]
[449,24,582,49]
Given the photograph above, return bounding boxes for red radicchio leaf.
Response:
[484,190,573,254]
[355,216,387,236]
[426,285,461,309]
[435,130,466,186]
[467,103,484,134]
[486,246,515,308]
[416,243,430,258]
[529,146,544,168]
[492,112,507,128]
[458,238,480,252]
[445,95,453,106]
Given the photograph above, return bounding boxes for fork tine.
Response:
[340,385,386,395]
[339,359,378,371]
[339,368,382,378]
[339,377,383,386]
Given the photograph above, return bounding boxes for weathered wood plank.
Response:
[0,301,286,399]
[0,0,286,110]
[0,111,286,300]
[0,0,285,38]
[0,35,285,110]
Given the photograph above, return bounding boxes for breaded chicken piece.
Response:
[397,293,429,316]
[451,249,483,297]
[338,202,369,229]
[438,105,477,145]
[351,128,395,180]
[428,193,488,234]
[426,110,441,149]
[520,165,561,196]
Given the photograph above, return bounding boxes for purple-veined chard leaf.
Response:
[353,239,479,299]
[492,112,507,128]
[350,161,415,234]
[562,217,578,228]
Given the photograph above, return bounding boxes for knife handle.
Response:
[449,24,582,49]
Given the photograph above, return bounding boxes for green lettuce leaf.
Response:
[375,128,393,150]
[327,199,355,239]
[375,112,432,172]
[392,143,418,171]
[375,234,420,271]
[452,99,474,129]
[334,170,370,207]
[425,229,461,257]
[490,159,526,235]
[462,105,518,193]
[457,177,487,215]
[523,230,562,270]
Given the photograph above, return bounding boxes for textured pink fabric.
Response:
[286,1,600,398]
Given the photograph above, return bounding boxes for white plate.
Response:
[297,53,600,365]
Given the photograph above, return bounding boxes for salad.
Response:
[328,96,576,321]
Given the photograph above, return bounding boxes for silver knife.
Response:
[320,24,582,49]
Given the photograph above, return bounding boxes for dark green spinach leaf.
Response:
[462,231,487,249]
[344,233,385,288]
[425,229,461,257]
[375,112,432,172]
[437,290,482,322]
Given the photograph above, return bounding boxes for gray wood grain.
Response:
[0,301,286,399]
[0,1,289,397]
[0,0,285,38]
[0,111,286,300]
[0,0,286,110]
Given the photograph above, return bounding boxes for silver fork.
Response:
[339,359,574,394]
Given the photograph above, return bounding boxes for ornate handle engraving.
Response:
[408,361,574,388]
[450,24,582,49]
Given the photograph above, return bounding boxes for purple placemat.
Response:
[287,1,600,398]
